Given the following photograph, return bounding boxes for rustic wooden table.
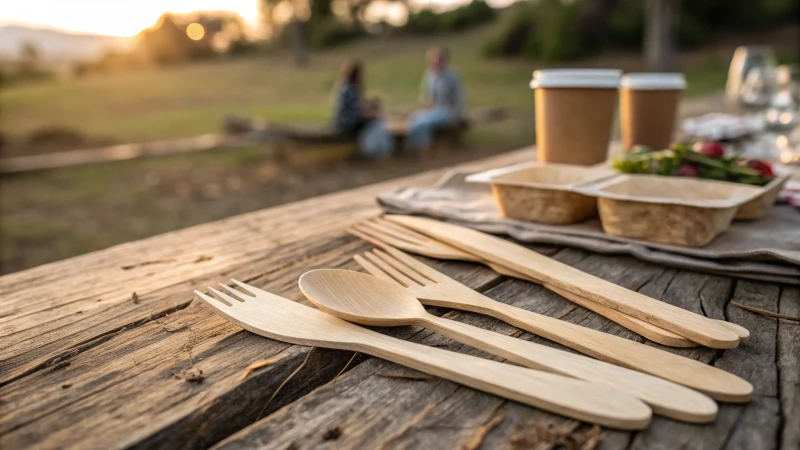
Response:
[1,148,798,450]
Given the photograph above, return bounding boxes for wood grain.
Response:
[355,248,750,402]
[300,268,716,423]
[0,150,530,386]
[200,275,653,430]
[0,237,505,450]
[212,254,790,450]
[1,147,794,450]
[350,217,700,347]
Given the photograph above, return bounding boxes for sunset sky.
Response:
[0,0,262,37]
[0,0,500,37]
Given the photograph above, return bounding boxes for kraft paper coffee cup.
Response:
[531,69,622,165]
[620,73,686,151]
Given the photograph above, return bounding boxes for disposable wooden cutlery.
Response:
[299,269,718,423]
[195,279,652,430]
[349,217,696,347]
[348,217,749,346]
[353,247,753,403]
[386,215,742,349]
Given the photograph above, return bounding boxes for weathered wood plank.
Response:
[213,249,736,450]
[627,280,781,450]
[0,150,532,385]
[778,286,799,450]
[0,134,250,174]
[0,233,506,450]
[2,143,793,449]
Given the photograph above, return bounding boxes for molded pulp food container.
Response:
[467,162,616,224]
[576,174,764,246]
[735,174,789,220]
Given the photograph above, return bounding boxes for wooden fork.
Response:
[353,247,753,403]
[348,217,749,346]
[195,279,653,430]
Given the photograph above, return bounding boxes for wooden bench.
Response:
[224,109,503,165]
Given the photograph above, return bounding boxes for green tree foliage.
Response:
[263,0,496,52]
[18,41,42,74]
[310,20,366,48]
[483,0,589,61]
[134,12,251,65]
[1,41,52,85]
[135,14,192,64]
[404,1,496,35]
[484,0,800,62]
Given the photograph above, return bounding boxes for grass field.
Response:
[1,24,796,274]
[1,25,750,147]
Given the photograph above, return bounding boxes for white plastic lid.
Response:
[621,73,687,90]
[530,69,622,89]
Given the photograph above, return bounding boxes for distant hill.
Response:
[0,25,132,61]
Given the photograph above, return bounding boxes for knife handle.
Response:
[485,262,698,347]
[469,299,752,403]
[417,314,717,423]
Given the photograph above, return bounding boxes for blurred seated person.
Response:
[333,58,394,159]
[407,47,468,152]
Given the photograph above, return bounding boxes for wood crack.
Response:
[375,387,463,450]
[629,266,668,293]
[4,369,141,434]
[461,404,506,450]
[698,280,709,318]
[723,279,739,322]
[474,274,509,295]
[0,299,193,388]
[720,406,747,449]
[774,287,784,450]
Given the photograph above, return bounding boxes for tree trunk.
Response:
[578,0,620,48]
[644,0,675,71]
[292,19,308,68]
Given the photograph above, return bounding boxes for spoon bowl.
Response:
[299,269,427,326]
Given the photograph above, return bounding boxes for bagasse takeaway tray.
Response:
[576,174,764,246]
[466,162,616,224]
[735,174,789,220]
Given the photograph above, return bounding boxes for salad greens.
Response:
[613,142,775,186]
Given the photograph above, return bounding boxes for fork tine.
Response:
[372,249,434,285]
[353,254,403,285]
[347,227,392,251]
[230,279,298,306]
[371,218,481,262]
[230,279,265,297]
[373,218,432,243]
[351,224,424,253]
[209,287,242,306]
[360,221,419,245]
[218,283,250,302]
[363,251,421,288]
[195,289,233,307]
[382,247,452,283]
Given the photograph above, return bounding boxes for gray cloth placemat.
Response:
[378,171,800,285]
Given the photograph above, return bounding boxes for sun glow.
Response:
[0,0,260,37]
[186,23,205,40]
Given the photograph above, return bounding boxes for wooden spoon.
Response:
[299,269,719,423]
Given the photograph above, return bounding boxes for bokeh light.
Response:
[186,23,205,40]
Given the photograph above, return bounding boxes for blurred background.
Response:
[1,0,798,275]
